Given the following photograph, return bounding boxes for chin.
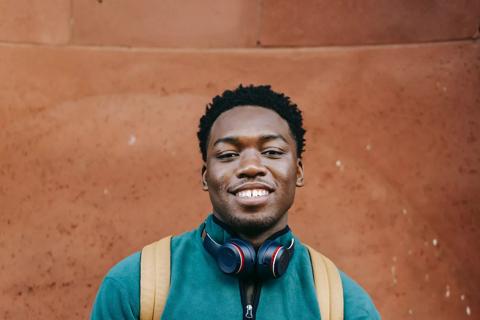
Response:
[217,209,285,236]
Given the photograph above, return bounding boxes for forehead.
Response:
[209,106,293,142]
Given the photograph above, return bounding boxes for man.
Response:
[91,85,381,319]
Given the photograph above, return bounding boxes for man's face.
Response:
[202,106,304,235]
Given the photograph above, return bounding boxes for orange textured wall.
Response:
[0,1,479,319]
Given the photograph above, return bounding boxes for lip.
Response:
[229,182,275,194]
[228,182,275,207]
[234,192,270,206]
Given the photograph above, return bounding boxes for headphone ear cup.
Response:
[217,238,256,277]
[257,241,291,279]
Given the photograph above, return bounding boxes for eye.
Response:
[217,152,239,160]
[262,149,285,158]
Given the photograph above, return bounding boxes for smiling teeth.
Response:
[236,189,269,198]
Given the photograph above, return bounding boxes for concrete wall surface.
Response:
[0,1,479,319]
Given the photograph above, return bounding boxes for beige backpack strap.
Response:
[140,236,172,320]
[305,244,344,320]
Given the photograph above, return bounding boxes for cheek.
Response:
[274,164,298,195]
[206,166,229,191]
[275,160,298,180]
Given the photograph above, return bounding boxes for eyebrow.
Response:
[213,134,288,147]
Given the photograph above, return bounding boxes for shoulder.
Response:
[90,252,141,319]
[106,251,141,283]
[339,271,381,320]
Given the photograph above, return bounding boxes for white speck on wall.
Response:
[461,294,465,301]
[402,208,408,215]
[435,81,448,92]
[408,309,413,315]
[128,134,137,146]
[445,285,450,298]
[432,238,438,246]
[103,188,109,195]
[335,160,344,171]
[365,144,372,151]
[466,306,471,316]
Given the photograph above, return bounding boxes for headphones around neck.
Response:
[202,230,295,280]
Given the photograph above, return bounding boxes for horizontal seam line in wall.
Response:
[0,37,478,53]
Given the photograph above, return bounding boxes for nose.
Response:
[235,149,267,179]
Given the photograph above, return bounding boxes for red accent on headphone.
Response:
[231,242,245,274]
[270,246,282,278]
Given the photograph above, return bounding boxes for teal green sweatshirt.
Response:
[91,216,381,319]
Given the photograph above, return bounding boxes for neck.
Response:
[238,224,287,249]
[212,213,289,249]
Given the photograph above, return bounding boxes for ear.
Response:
[201,164,209,191]
[296,159,304,187]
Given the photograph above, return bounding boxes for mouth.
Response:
[229,183,274,207]
[235,189,270,198]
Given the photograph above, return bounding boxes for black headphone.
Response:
[203,229,295,280]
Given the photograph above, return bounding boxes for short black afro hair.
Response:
[197,84,306,162]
